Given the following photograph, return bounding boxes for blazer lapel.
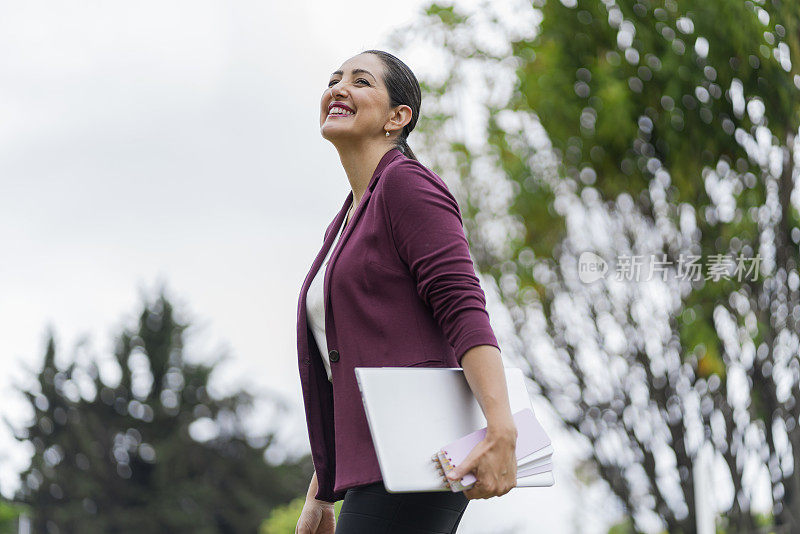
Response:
[297,192,353,364]
[323,148,404,311]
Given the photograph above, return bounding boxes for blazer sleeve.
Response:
[379,160,500,365]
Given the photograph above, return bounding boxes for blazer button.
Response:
[328,349,340,362]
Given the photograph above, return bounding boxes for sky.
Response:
[0,1,618,532]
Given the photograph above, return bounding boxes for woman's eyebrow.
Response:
[330,68,376,81]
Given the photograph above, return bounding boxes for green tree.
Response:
[0,499,29,534]
[389,0,798,532]
[5,287,313,533]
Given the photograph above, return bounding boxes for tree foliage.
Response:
[390,0,799,532]
[0,499,28,534]
[5,289,313,533]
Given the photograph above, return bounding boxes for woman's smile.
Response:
[327,102,355,119]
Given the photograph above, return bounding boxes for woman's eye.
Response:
[327,79,369,87]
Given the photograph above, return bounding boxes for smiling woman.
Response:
[296,50,518,534]
[320,50,420,162]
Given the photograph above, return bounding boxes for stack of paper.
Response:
[433,407,553,492]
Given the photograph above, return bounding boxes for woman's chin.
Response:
[320,124,355,142]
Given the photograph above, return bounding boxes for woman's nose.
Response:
[330,83,346,100]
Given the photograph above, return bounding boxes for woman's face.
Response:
[320,53,396,145]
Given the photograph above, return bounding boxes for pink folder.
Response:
[434,407,551,492]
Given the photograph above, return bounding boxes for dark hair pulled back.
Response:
[361,49,421,161]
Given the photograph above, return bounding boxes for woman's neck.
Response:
[335,142,395,207]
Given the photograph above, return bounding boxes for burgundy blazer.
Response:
[296,147,500,502]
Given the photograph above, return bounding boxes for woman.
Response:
[295,49,518,534]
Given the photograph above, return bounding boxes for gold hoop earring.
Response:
[385,130,390,137]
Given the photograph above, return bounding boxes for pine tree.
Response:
[5,289,312,533]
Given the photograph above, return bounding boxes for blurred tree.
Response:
[389,0,798,532]
[607,517,639,534]
[4,289,313,533]
[0,499,28,534]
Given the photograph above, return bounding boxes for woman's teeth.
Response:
[329,107,354,116]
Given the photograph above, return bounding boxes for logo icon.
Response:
[578,252,608,283]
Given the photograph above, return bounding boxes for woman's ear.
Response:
[385,105,413,132]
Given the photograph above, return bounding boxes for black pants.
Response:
[335,481,469,533]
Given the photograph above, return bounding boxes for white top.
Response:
[306,204,351,382]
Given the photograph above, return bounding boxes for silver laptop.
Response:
[354,366,555,493]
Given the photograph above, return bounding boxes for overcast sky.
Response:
[0,1,619,532]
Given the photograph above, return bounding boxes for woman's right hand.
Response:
[295,497,336,534]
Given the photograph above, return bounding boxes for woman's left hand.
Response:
[444,423,518,500]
